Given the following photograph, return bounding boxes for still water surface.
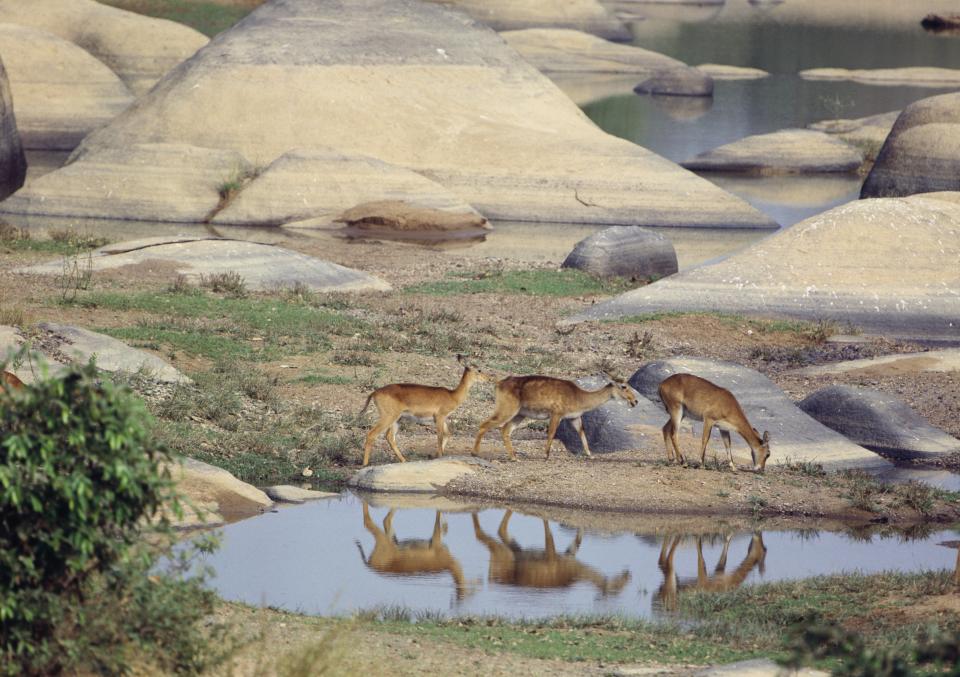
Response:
[192,492,958,619]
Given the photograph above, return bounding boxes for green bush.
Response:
[0,360,220,674]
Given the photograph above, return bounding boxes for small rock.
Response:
[561,226,678,279]
[348,456,493,493]
[634,67,714,97]
[264,485,339,504]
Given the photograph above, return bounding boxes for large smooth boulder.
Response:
[862,93,960,198]
[501,28,685,73]
[14,236,391,293]
[634,67,714,96]
[34,0,771,230]
[564,194,960,342]
[171,457,272,528]
[0,24,133,151]
[800,67,960,87]
[1,143,250,221]
[629,359,890,471]
[682,129,864,174]
[0,323,189,384]
[798,385,960,459]
[348,457,493,493]
[211,149,484,227]
[562,226,678,278]
[426,0,630,40]
[555,375,670,454]
[0,0,208,96]
[0,55,25,199]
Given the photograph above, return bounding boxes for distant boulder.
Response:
[634,68,714,97]
[562,226,678,279]
[0,56,25,199]
[798,385,960,459]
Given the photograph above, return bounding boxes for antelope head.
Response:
[752,429,771,472]
[602,371,638,408]
[457,353,493,383]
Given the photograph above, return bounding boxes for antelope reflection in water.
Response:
[654,532,767,612]
[472,510,631,595]
[355,502,470,601]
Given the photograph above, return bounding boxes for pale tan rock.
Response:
[14,236,392,293]
[427,0,630,40]
[0,0,208,95]
[265,485,339,504]
[348,457,493,493]
[682,129,864,174]
[566,194,960,342]
[501,28,684,73]
[170,457,272,527]
[808,110,899,164]
[695,63,769,80]
[800,66,960,87]
[1,143,249,221]
[792,349,960,378]
[336,200,490,231]
[211,149,484,227]
[0,55,24,199]
[0,24,133,151]
[54,0,773,230]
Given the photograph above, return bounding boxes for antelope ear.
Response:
[456,353,466,365]
[762,431,770,443]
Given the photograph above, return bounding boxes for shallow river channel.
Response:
[187,491,960,620]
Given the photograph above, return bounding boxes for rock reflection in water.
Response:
[654,532,767,612]
[335,225,488,249]
[356,501,471,601]
[472,509,631,596]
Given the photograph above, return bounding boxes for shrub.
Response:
[0,359,218,674]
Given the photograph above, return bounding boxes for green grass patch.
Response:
[405,269,641,297]
[619,312,847,341]
[102,325,257,362]
[297,372,353,386]
[99,0,254,37]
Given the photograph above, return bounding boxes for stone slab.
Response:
[563,195,960,342]
[426,0,631,40]
[696,63,769,80]
[265,485,340,504]
[800,67,960,87]
[682,129,863,174]
[798,385,960,459]
[348,456,494,493]
[14,236,391,293]
[629,358,891,471]
[501,28,686,73]
[42,0,773,230]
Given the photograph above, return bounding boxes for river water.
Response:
[187,491,959,620]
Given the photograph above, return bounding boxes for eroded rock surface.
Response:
[862,93,960,198]
[682,129,864,174]
[798,386,960,459]
[808,110,899,164]
[562,226,678,278]
[800,67,960,87]
[265,485,340,504]
[0,56,25,199]
[0,323,188,384]
[629,359,890,471]
[170,457,272,528]
[501,28,685,73]
[792,349,960,378]
[0,0,208,95]
[336,200,490,231]
[33,0,771,229]
[565,194,960,341]
[426,0,630,39]
[0,24,133,151]
[555,375,670,455]
[14,236,391,293]
[349,457,494,493]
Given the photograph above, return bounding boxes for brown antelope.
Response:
[654,532,767,612]
[658,373,770,472]
[472,509,630,595]
[359,354,492,466]
[2,371,23,389]
[355,501,470,600]
[472,372,638,460]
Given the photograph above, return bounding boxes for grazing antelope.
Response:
[2,371,23,389]
[355,502,470,600]
[654,532,767,612]
[472,510,630,595]
[359,354,491,466]
[472,372,638,460]
[658,373,770,472]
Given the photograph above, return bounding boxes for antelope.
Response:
[355,501,470,600]
[658,373,770,472]
[472,509,630,595]
[472,372,638,460]
[2,371,23,389]
[654,532,767,612]
[359,354,492,466]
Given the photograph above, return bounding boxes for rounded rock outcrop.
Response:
[682,129,864,175]
[861,92,960,198]
[425,0,631,40]
[798,386,960,459]
[0,55,25,199]
[561,226,678,279]
[634,68,714,97]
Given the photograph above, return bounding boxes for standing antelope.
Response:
[658,373,770,472]
[472,372,638,460]
[472,510,630,596]
[359,354,491,466]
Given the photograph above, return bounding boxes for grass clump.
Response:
[405,268,641,297]
[200,270,247,298]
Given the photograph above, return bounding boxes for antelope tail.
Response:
[358,393,374,417]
